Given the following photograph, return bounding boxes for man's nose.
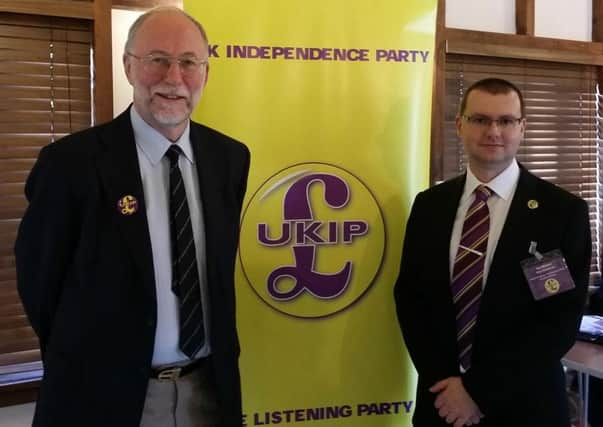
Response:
[486,120,503,134]
[163,60,184,83]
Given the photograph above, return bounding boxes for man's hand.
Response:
[429,377,483,427]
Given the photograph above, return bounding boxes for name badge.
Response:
[521,249,575,300]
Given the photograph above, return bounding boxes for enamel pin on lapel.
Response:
[117,195,139,216]
[527,199,539,209]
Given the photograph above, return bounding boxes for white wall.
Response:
[111,9,143,117]
[446,0,593,41]
[446,0,516,34]
[535,0,592,41]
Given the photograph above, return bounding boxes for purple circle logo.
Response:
[117,195,138,216]
[239,163,385,318]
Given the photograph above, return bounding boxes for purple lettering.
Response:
[343,221,368,243]
[253,412,266,425]
[272,46,285,58]
[379,402,392,414]
[232,45,246,58]
[296,47,309,60]
[247,46,269,59]
[328,221,337,244]
[333,48,346,61]
[208,44,219,58]
[295,221,324,244]
[282,409,294,423]
[310,48,323,60]
[258,223,291,246]
[375,49,387,61]
[391,401,403,413]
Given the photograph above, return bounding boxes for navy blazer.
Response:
[15,108,250,427]
[395,166,591,427]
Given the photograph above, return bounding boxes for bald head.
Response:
[124,6,208,54]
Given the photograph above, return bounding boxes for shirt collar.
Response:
[463,160,520,202]
[130,106,194,166]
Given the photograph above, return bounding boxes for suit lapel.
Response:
[440,175,467,283]
[484,167,538,293]
[96,109,156,299]
[189,124,225,282]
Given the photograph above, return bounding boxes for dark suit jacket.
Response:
[394,166,591,427]
[15,108,250,427]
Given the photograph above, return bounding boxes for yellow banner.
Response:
[185,2,437,425]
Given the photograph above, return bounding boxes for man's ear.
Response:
[455,115,463,138]
[123,54,134,85]
[203,64,209,87]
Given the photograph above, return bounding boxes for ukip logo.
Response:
[239,163,385,318]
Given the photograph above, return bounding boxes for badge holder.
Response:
[520,241,575,300]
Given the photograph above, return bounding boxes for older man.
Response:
[15,7,248,427]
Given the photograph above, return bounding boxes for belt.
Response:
[150,357,209,381]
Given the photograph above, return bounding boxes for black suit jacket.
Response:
[394,167,591,427]
[15,108,250,427]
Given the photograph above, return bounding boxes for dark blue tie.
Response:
[165,145,204,358]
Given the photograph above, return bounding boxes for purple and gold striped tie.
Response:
[451,185,492,370]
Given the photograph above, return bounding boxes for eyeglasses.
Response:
[126,52,208,77]
[462,115,523,130]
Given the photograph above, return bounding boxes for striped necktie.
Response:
[165,145,205,358]
[451,185,492,370]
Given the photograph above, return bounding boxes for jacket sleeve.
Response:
[237,145,250,213]
[394,191,459,387]
[14,145,79,355]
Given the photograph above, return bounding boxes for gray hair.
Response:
[124,6,208,53]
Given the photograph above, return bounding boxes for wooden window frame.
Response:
[0,0,112,408]
[112,0,182,10]
[0,0,113,124]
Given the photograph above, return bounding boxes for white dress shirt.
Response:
[130,107,211,366]
[449,160,520,286]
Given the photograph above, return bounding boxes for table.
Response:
[562,341,603,426]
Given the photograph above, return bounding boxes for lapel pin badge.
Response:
[527,199,539,209]
[117,195,138,216]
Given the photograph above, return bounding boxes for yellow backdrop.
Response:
[185,2,437,425]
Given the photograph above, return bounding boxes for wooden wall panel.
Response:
[112,0,182,9]
[516,0,535,36]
